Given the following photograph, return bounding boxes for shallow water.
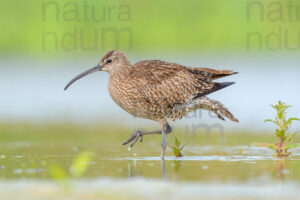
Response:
[1,142,300,199]
[0,119,300,200]
[0,125,300,199]
[1,143,300,180]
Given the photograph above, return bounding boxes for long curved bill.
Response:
[64,65,103,90]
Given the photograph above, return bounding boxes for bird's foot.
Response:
[122,124,172,152]
[122,130,144,147]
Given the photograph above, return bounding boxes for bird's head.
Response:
[64,50,130,90]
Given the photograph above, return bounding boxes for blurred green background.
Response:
[1,0,299,57]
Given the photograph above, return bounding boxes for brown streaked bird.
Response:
[64,50,239,159]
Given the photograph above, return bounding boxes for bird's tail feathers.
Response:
[190,68,238,80]
[184,97,239,122]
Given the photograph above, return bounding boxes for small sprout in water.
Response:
[49,165,67,181]
[169,137,185,157]
[70,151,94,177]
[49,151,94,185]
[238,148,243,154]
[253,101,300,157]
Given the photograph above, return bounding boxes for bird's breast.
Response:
[108,75,140,116]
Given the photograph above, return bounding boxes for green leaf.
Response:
[287,118,300,124]
[264,119,279,126]
[276,129,283,137]
[279,130,285,137]
[49,165,67,181]
[284,143,300,150]
[282,136,287,143]
[175,137,180,148]
[172,147,183,157]
[275,129,285,138]
[278,111,283,119]
[179,144,186,151]
[286,132,298,144]
[284,118,300,130]
[70,151,94,177]
[283,105,292,112]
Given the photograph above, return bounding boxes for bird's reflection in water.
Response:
[161,159,166,180]
[127,159,138,177]
[126,158,184,180]
[159,159,185,180]
[126,159,168,179]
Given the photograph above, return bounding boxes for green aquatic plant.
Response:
[169,137,185,157]
[49,151,94,184]
[70,151,94,177]
[254,101,300,157]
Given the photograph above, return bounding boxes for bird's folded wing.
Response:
[131,60,214,106]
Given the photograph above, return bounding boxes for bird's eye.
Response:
[106,59,112,63]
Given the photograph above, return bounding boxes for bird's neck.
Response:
[107,64,132,108]
[109,64,132,79]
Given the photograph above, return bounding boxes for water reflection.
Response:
[275,158,290,180]
[1,141,300,183]
[127,160,138,177]
[161,159,166,180]
[125,159,181,180]
[119,154,300,182]
[126,159,167,179]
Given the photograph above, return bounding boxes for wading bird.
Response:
[64,50,238,159]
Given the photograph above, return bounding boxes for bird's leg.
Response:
[160,129,167,159]
[122,123,172,149]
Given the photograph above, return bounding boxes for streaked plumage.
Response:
[108,59,238,123]
[64,50,238,158]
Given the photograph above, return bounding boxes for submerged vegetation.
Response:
[254,101,300,157]
[49,151,94,184]
[169,137,185,157]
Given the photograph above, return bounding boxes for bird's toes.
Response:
[122,130,142,146]
[122,140,130,145]
[130,134,141,147]
[140,135,143,143]
[122,135,134,145]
